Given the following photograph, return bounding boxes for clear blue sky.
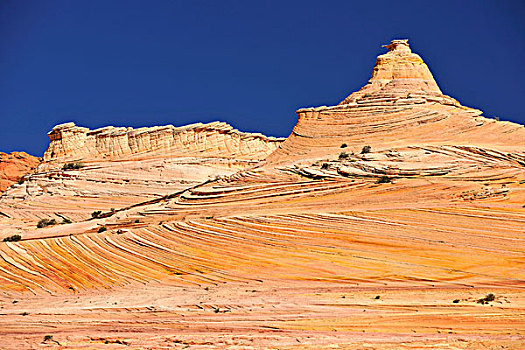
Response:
[1,0,524,156]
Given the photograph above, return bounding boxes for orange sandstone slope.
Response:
[0,152,40,192]
[0,40,524,349]
[161,39,525,217]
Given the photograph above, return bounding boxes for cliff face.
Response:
[0,152,40,192]
[44,121,283,162]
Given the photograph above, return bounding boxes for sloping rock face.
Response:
[0,152,40,192]
[268,39,523,166]
[1,40,524,349]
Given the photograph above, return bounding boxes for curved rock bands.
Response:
[1,39,525,348]
[1,209,524,296]
[268,100,524,165]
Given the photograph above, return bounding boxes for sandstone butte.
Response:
[0,152,40,192]
[0,39,524,349]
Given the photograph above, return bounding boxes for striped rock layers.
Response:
[0,122,284,232]
[44,121,282,161]
[0,40,524,349]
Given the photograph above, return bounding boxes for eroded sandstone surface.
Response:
[0,40,524,349]
[0,152,40,192]
[0,122,283,235]
[44,121,283,161]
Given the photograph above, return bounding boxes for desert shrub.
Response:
[62,162,84,170]
[91,211,102,219]
[340,143,348,148]
[362,93,372,98]
[477,293,495,304]
[43,335,53,342]
[321,163,330,170]
[338,152,350,160]
[3,234,21,242]
[377,176,391,184]
[361,145,372,154]
[134,219,140,223]
[484,293,495,302]
[37,218,57,228]
[98,227,107,233]
[453,299,460,303]
[61,218,72,224]
[374,295,380,300]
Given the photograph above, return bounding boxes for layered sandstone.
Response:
[266,39,523,166]
[0,152,40,192]
[0,40,524,349]
[44,121,282,161]
[0,122,284,232]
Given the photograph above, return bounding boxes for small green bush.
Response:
[321,163,330,170]
[43,335,53,342]
[377,176,391,184]
[91,211,102,219]
[338,152,350,160]
[61,218,72,224]
[62,162,84,170]
[37,218,57,228]
[98,227,107,233]
[3,234,21,242]
[477,293,495,304]
[361,145,372,154]
[340,143,348,148]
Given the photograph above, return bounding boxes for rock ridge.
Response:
[44,121,284,161]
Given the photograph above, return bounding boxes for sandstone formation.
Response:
[44,121,282,161]
[0,122,283,233]
[0,152,40,192]
[0,40,524,349]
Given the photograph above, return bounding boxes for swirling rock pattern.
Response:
[0,40,524,349]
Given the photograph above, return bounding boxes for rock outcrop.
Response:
[266,39,524,166]
[1,40,524,349]
[0,122,284,227]
[0,152,40,192]
[44,121,282,161]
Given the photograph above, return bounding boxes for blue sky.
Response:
[1,0,524,155]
